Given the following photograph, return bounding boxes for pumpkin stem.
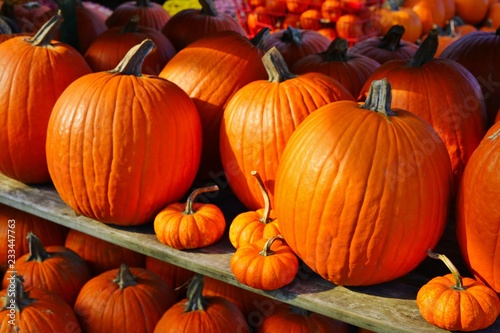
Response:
[496,26,500,36]
[378,25,405,51]
[0,276,35,312]
[183,185,219,215]
[262,47,297,83]
[361,78,396,118]
[184,274,208,312]
[113,264,138,289]
[259,235,284,256]
[25,10,63,47]
[121,15,140,33]
[199,0,218,16]
[322,38,350,62]
[135,0,151,7]
[250,27,271,49]
[251,171,273,224]
[427,249,465,291]
[409,29,438,67]
[281,26,303,45]
[109,39,155,76]
[25,232,51,262]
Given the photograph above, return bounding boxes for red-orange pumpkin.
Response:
[0,12,91,184]
[105,0,170,30]
[377,2,422,43]
[46,39,202,226]
[274,78,452,286]
[457,121,500,293]
[454,0,490,25]
[404,0,445,35]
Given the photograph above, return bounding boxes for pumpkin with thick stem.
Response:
[105,0,170,30]
[220,46,353,212]
[376,0,422,43]
[0,276,81,332]
[291,37,380,99]
[46,39,202,226]
[161,0,246,52]
[0,11,91,184]
[274,78,452,286]
[75,263,176,333]
[359,30,487,193]
[230,235,299,290]
[416,249,500,331]
[154,274,251,333]
[228,171,280,249]
[1,232,92,307]
[154,185,225,249]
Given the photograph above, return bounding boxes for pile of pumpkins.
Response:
[0,0,500,331]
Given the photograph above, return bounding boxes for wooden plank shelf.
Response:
[0,173,498,333]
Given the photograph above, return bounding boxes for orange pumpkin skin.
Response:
[46,40,202,226]
[274,79,452,286]
[383,6,422,43]
[457,123,500,293]
[220,47,354,212]
[0,14,91,184]
[0,279,81,333]
[105,0,170,30]
[75,264,176,333]
[159,30,268,180]
[406,0,445,35]
[145,256,195,300]
[417,274,500,331]
[454,0,490,25]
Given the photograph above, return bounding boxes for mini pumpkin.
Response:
[416,249,500,331]
[230,235,299,290]
[154,185,226,249]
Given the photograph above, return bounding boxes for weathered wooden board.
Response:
[1,174,498,333]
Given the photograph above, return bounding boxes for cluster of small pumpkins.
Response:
[0,0,500,331]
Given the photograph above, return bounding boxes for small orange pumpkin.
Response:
[416,249,500,331]
[230,235,299,290]
[154,185,226,250]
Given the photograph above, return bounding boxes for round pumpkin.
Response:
[75,263,176,333]
[105,0,171,30]
[457,121,500,293]
[274,78,453,286]
[46,39,202,226]
[0,12,91,184]
[404,0,445,35]
[380,1,422,43]
[454,0,490,25]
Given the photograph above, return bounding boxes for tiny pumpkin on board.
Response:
[229,171,280,249]
[230,235,299,291]
[154,185,226,250]
[416,249,500,332]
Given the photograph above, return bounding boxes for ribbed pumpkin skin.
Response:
[105,0,171,30]
[0,35,91,184]
[159,31,268,179]
[348,36,419,65]
[274,100,452,286]
[0,286,81,333]
[46,71,202,226]
[220,72,354,210]
[457,123,500,293]
[439,28,500,127]
[75,266,176,333]
[359,59,486,190]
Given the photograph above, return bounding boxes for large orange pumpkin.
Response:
[454,0,490,25]
[159,29,269,180]
[377,2,422,43]
[0,12,91,184]
[46,39,202,226]
[274,78,453,286]
[457,122,500,293]
[220,46,353,211]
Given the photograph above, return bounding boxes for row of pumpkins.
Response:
[0,209,361,332]
[0,0,500,331]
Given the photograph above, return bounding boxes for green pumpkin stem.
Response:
[263,47,297,82]
[121,15,140,33]
[322,38,350,62]
[259,235,284,257]
[184,274,208,312]
[110,39,156,76]
[199,0,218,16]
[281,26,303,45]
[183,185,219,215]
[378,25,405,51]
[409,29,438,67]
[251,171,273,224]
[250,27,271,49]
[26,232,50,262]
[361,78,396,118]
[1,276,35,312]
[113,264,138,289]
[26,10,63,47]
[427,249,465,291]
